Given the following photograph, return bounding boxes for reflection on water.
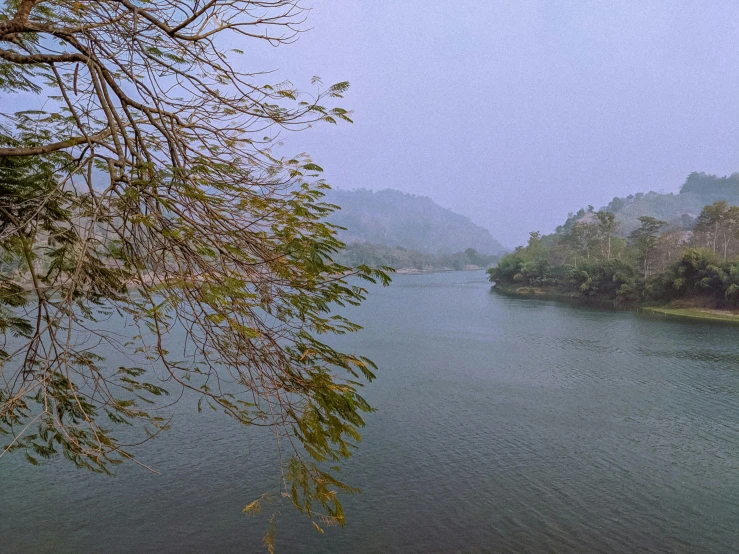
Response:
[3,270,739,553]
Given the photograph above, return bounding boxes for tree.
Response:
[695,201,727,255]
[525,231,547,260]
[725,206,739,260]
[464,247,481,266]
[594,210,618,260]
[0,0,389,531]
[568,221,599,262]
[695,201,739,261]
[629,216,665,280]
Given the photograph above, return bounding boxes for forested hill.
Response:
[489,171,739,314]
[560,172,739,236]
[324,188,507,255]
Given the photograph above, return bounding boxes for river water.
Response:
[3,270,739,553]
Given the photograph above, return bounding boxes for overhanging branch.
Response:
[0,130,110,156]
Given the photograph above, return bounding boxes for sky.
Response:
[248,0,739,247]
[13,1,739,246]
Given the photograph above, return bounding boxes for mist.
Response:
[260,0,739,247]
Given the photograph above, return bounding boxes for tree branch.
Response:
[0,130,110,156]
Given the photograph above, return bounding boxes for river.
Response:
[3,270,739,553]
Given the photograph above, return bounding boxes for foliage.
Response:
[0,0,390,532]
[490,201,739,308]
[693,200,739,260]
[628,216,666,279]
[680,171,739,200]
[652,248,739,308]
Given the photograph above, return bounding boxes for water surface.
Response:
[3,271,739,552]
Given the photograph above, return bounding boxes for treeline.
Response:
[337,243,499,271]
[489,201,739,308]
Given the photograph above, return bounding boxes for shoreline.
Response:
[491,284,739,325]
[638,306,739,325]
[393,265,489,275]
[491,284,621,308]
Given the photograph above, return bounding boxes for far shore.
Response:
[393,265,489,275]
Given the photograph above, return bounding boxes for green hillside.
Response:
[559,172,739,236]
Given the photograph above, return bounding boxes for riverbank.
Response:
[491,284,621,308]
[639,306,739,325]
[394,265,489,275]
[492,284,739,325]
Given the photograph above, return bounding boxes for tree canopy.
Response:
[489,201,739,309]
[0,0,389,532]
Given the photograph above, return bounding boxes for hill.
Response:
[324,188,507,256]
[559,172,739,236]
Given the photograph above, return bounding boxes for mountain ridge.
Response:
[324,188,507,256]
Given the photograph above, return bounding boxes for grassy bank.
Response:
[639,306,739,325]
[493,284,739,325]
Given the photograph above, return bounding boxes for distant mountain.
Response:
[324,188,507,256]
[560,172,739,236]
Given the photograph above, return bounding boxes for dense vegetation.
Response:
[324,188,507,256]
[489,194,739,309]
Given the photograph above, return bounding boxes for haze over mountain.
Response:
[324,188,507,256]
[560,172,739,236]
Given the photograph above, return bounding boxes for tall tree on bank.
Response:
[594,210,618,260]
[0,0,389,529]
[629,216,666,280]
[694,200,739,261]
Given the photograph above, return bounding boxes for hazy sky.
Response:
[257,1,739,246]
